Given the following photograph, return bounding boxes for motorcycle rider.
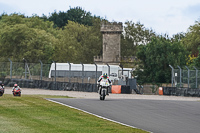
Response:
[0,81,4,92]
[97,73,112,95]
[12,84,20,91]
[0,81,4,89]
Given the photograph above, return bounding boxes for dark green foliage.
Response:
[133,36,188,84]
[48,7,96,28]
[48,11,68,28]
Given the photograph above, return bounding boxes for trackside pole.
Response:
[67,61,71,83]
[193,66,198,88]
[8,58,12,80]
[39,60,43,81]
[177,65,182,87]
[185,66,190,88]
[107,63,110,76]
[53,61,56,90]
[169,65,174,87]
[94,63,97,92]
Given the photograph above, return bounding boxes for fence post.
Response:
[177,65,182,87]
[8,58,12,80]
[53,61,56,90]
[39,60,43,81]
[94,63,97,91]
[119,64,123,76]
[193,66,198,88]
[67,61,71,83]
[81,62,84,91]
[185,66,190,88]
[107,63,110,76]
[23,58,27,79]
[169,65,174,87]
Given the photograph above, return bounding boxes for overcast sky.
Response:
[1,0,200,37]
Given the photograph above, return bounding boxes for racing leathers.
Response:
[97,75,112,95]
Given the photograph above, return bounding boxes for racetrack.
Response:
[4,87,200,133]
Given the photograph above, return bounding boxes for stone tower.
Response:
[94,22,123,65]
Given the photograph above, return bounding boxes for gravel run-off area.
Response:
[4,87,200,101]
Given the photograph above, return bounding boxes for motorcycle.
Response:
[0,86,4,96]
[98,80,111,100]
[12,87,21,96]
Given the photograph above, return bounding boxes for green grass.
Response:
[0,94,148,133]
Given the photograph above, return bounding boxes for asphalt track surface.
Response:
[48,98,200,133]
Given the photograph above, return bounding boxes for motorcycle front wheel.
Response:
[100,90,106,100]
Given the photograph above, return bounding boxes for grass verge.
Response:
[0,94,148,133]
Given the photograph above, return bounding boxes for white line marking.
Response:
[46,99,152,133]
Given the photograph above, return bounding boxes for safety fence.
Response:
[0,61,100,91]
[0,61,51,81]
[162,65,200,97]
[169,65,200,89]
[0,61,106,82]
[0,60,137,94]
[0,61,128,84]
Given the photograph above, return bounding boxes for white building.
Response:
[49,63,133,81]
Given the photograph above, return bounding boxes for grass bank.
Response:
[0,94,147,133]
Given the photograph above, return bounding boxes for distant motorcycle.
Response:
[0,86,4,96]
[12,87,21,96]
[98,80,110,100]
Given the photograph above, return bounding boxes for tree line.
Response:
[0,6,200,85]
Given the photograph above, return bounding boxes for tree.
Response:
[193,46,200,68]
[66,7,93,26]
[0,14,58,63]
[182,20,200,56]
[133,36,188,84]
[0,13,104,64]
[48,11,68,28]
[121,21,156,56]
[54,21,101,63]
[48,7,95,28]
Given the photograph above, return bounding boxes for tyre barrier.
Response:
[3,78,98,92]
[4,78,132,94]
[159,87,200,97]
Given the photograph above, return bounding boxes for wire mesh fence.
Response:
[0,60,132,92]
[170,66,200,89]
